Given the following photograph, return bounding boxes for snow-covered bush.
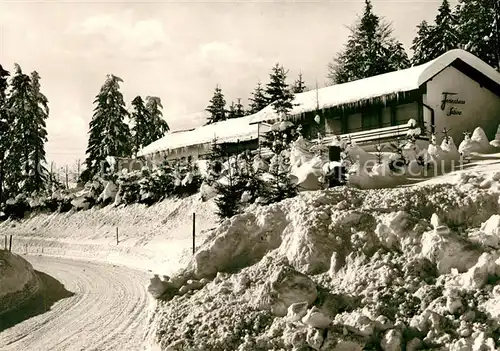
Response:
[171,157,203,198]
[115,171,141,205]
[2,194,30,220]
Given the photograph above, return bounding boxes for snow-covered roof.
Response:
[250,49,500,124]
[138,49,500,157]
[137,114,259,157]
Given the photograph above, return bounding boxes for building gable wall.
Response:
[424,65,500,144]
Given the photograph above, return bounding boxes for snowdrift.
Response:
[0,251,41,319]
[149,174,500,350]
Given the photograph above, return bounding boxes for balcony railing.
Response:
[257,124,429,157]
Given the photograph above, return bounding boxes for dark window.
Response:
[362,110,380,130]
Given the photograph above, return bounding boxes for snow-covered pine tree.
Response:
[130,96,149,155]
[5,64,32,196]
[236,151,266,204]
[24,71,49,194]
[248,81,268,114]
[442,127,452,144]
[205,85,227,124]
[263,152,298,205]
[327,0,410,84]
[432,0,460,53]
[227,101,237,119]
[85,74,132,179]
[234,98,245,118]
[131,96,169,155]
[411,21,435,66]
[262,121,299,155]
[265,63,295,118]
[214,159,244,220]
[0,64,10,204]
[388,132,407,174]
[292,72,306,93]
[411,0,460,66]
[206,137,226,185]
[374,139,385,164]
[145,96,169,142]
[455,0,500,70]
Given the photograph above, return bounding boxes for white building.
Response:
[138,49,500,161]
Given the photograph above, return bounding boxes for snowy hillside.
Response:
[0,195,219,274]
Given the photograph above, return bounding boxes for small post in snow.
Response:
[192,213,196,255]
[116,227,119,245]
[9,235,12,252]
[4,235,6,250]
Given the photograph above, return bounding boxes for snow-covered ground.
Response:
[0,255,151,351]
[0,195,219,275]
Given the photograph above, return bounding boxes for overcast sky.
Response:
[0,0,456,168]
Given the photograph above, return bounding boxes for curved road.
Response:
[0,255,152,351]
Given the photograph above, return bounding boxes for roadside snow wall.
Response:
[0,251,41,319]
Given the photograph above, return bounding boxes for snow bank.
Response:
[0,251,41,317]
[459,127,495,159]
[490,124,500,148]
[149,179,500,350]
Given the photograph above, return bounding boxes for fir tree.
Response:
[227,99,245,119]
[214,159,244,220]
[265,63,295,118]
[25,71,49,193]
[227,101,237,119]
[456,0,500,70]
[237,151,266,203]
[6,64,32,195]
[205,137,226,185]
[262,120,299,155]
[205,85,227,124]
[292,72,307,93]
[263,153,298,205]
[411,21,435,66]
[234,98,245,118]
[0,65,10,204]
[131,96,169,155]
[130,96,149,155]
[411,0,460,65]
[327,0,410,84]
[248,81,268,114]
[374,139,385,164]
[145,96,169,142]
[85,74,132,179]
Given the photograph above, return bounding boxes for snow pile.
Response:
[440,136,461,163]
[489,124,500,149]
[459,127,495,159]
[150,181,500,350]
[0,251,41,317]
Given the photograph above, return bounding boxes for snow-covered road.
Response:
[0,255,152,351]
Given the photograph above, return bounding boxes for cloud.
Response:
[186,41,266,87]
[65,10,170,60]
[192,41,264,65]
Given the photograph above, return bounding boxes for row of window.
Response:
[324,102,418,135]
